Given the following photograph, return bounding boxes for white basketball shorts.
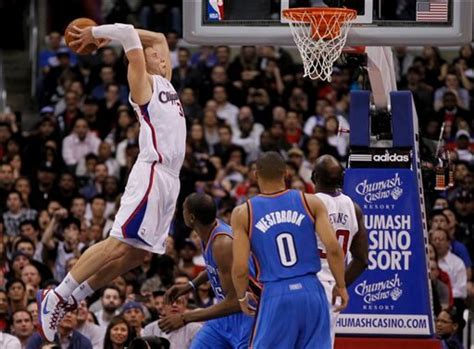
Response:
[109,161,180,254]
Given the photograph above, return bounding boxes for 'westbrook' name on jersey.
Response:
[255,210,306,233]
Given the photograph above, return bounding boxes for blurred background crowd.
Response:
[0,1,472,348]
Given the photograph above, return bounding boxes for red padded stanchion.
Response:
[335,337,442,349]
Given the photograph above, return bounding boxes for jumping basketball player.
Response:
[312,155,368,348]
[161,193,255,348]
[37,24,186,341]
[232,151,348,349]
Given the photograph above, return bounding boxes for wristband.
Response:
[238,292,248,303]
[188,280,196,291]
[92,23,142,53]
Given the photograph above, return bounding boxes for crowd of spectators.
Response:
[0,4,473,348]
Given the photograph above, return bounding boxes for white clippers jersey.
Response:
[129,75,186,174]
[316,192,359,282]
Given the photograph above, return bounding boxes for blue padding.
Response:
[349,91,371,147]
[123,201,152,246]
[391,91,415,148]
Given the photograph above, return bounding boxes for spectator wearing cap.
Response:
[453,189,473,233]
[14,235,53,281]
[43,47,82,106]
[27,308,93,349]
[435,307,465,349]
[6,279,27,313]
[62,117,101,169]
[453,129,473,164]
[232,106,264,163]
[29,161,59,211]
[39,105,55,118]
[7,250,31,280]
[76,300,105,349]
[143,295,201,349]
[178,239,205,280]
[38,31,77,74]
[11,309,34,348]
[2,190,37,237]
[122,301,146,336]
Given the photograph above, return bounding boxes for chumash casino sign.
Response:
[336,91,434,337]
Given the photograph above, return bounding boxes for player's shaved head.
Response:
[256,151,286,181]
[185,193,216,225]
[312,155,344,190]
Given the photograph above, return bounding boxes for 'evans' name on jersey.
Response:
[255,210,306,233]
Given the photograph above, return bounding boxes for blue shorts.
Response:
[250,274,331,349]
[190,312,254,349]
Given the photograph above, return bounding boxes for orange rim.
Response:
[282,7,357,40]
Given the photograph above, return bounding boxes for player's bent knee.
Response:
[103,237,137,258]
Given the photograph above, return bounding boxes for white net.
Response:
[283,8,357,81]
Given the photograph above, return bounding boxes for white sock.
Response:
[71,282,95,303]
[55,273,79,300]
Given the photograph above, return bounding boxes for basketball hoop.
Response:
[282,7,358,81]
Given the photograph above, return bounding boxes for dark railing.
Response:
[29,0,38,97]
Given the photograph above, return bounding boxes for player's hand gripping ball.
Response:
[64,18,99,55]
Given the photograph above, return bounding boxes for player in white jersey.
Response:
[37,24,186,342]
[312,155,368,348]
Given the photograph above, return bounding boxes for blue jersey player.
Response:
[231,151,348,349]
[161,193,256,348]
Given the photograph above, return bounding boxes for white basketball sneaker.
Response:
[36,289,66,342]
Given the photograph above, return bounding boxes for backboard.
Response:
[183,0,473,46]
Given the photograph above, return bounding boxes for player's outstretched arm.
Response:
[164,271,209,305]
[70,24,152,105]
[159,235,244,332]
[305,194,349,311]
[135,29,172,81]
[345,203,369,286]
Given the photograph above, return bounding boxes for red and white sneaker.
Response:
[36,289,66,342]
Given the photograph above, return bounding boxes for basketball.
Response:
[64,17,97,54]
